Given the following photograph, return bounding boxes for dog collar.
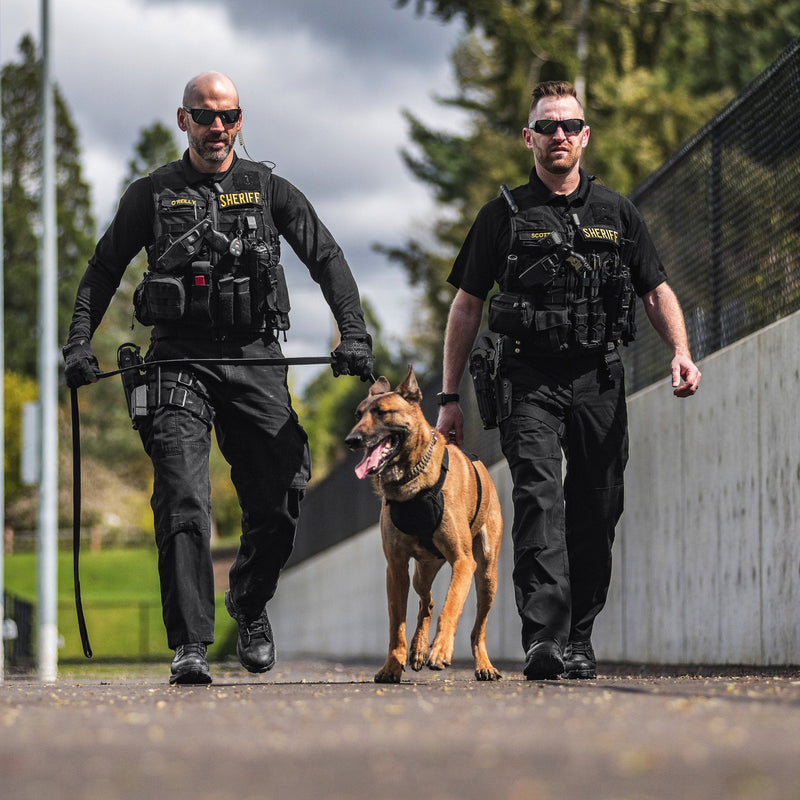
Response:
[406,430,438,480]
[387,430,438,486]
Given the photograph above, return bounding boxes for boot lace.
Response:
[243,614,272,645]
[176,642,206,659]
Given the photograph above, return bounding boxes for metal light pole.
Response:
[37,0,59,683]
[0,10,6,685]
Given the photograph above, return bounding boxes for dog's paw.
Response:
[475,667,502,681]
[374,669,403,684]
[409,650,427,672]
[426,653,451,671]
[427,641,453,671]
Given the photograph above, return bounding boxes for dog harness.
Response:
[388,449,483,558]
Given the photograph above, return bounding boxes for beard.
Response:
[189,129,236,164]
[535,141,581,174]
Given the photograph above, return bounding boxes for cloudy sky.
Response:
[1,0,466,385]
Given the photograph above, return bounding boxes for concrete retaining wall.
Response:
[269,310,800,667]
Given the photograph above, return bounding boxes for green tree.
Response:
[120,120,181,195]
[1,34,96,377]
[391,0,800,370]
[3,371,37,511]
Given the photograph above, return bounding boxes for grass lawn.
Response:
[4,545,237,663]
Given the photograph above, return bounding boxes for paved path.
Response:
[2,659,800,799]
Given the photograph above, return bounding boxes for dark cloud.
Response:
[143,0,457,66]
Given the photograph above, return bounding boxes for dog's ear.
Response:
[396,365,422,404]
[369,376,392,396]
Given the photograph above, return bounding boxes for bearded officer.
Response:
[63,71,373,684]
[435,80,700,681]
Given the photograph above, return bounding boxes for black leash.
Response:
[97,354,335,380]
[71,353,337,659]
[71,387,93,658]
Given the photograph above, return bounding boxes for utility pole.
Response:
[37,0,59,683]
[0,10,6,684]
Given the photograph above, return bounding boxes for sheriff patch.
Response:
[218,191,262,209]
[579,225,619,245]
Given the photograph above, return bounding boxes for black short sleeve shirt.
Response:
[447,168,667,300]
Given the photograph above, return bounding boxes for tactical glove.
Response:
[331,334,374,381]
[62,339,101,388]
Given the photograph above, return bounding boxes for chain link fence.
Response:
[625,37,800,392]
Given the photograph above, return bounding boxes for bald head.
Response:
[177,71,242,173]
[183,71,239,108]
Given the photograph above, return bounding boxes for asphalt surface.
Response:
[2,659,800,800]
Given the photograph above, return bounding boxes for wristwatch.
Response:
[436,392,460,406]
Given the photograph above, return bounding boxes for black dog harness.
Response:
[388,448,484,558]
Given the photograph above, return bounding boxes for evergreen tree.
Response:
[1,34,96,377]
[120,120,181,195]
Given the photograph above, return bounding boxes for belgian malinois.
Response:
[345,366,503,683]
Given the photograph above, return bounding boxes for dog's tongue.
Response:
[354,440,388,480]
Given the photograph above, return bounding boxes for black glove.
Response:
[62,339,101,388]
[331,334,374,381]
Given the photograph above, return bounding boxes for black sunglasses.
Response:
[182,107,241,125]
[529,118,584,135]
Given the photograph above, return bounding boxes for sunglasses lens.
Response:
[219,109,240,124]
[562,118,584,134]
[533,119,557,134]
[189,109,212,124]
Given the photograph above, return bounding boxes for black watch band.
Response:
[436,392,460,406]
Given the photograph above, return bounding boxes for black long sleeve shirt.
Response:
[68,152,367,343]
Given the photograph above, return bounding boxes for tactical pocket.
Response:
[264,262,291,333]
[532,309,571,352]
[187,261,212,325]
[134,274,186,326]
[234,277,252,328]
[217,275,235,327]
[488,293,533,338]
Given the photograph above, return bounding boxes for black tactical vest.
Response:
[133,159,290,338]
[488,180,635,354]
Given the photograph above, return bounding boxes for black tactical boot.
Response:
[563,639,597,679]
[523,638,563,680]
[225,590,276,673]
[170,642,212,685]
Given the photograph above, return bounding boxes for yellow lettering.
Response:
[170,198,196,207]
[219,191,261,209]
[581,226,619,245]
[528,231,552,240]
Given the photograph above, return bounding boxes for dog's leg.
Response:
[375,556,411,683]
[427,550,476,670]
[471,523,502,681]
[409,559,444,671]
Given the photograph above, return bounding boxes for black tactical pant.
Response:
[137,335,310,649]
[499,349,628,653]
